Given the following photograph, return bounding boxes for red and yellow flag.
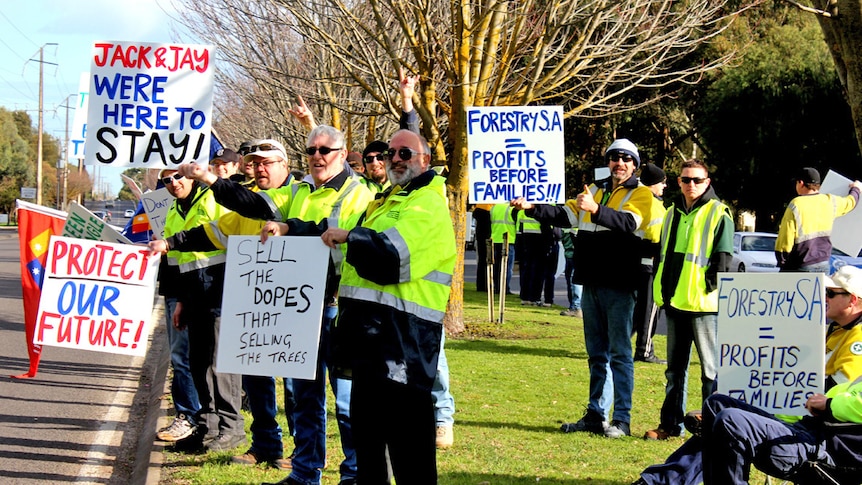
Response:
[15,200,66,379]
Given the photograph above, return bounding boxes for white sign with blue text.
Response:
[217,236,329,379]
[467,106,565,204]
[716,272,826,415]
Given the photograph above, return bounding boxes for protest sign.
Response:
[140,187,174,239]
[820,169,862,258]
[68,72,89,161]
[63,202,133,244]
[716,272,826,415]
[217,236,329,379]
[84,41,214,168]
[34,236,159,356]
[467,106,565,204]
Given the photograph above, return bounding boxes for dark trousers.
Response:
[351,372,437,484]
[632,270,660,359]
[540,242,559,304]
[518,234,544,302]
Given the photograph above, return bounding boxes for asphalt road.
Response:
[0,229,166,485]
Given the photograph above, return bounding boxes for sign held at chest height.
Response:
[217,236,329,379]
[716,272,826,415]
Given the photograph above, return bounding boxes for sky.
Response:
[0,0,195,198]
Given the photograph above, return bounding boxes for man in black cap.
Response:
[775,167,862,272]
[633,163,667,364]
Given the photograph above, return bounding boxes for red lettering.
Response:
[132,320,145,349]
[93,43,113,67]
[68,242,83,275]
[194,49,209,73]
[103,319,118,347]
[154,47,167,69]
[107,250,124,278]
[37,312,60,342]
[51,239,68,274]
[117,318,133,348]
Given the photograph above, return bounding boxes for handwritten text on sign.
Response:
[217,236,329,379]
[84,41,214,168]
[716,273,826,415]
[35,236,159,356]
[467,106,565,204]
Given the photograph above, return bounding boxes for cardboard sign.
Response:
[820,170,862,258]
[140,187,174,240]
[467,106,565,204]
[216,236,329,379]
[34,236,159,356]
[68,72,89,161]
[84,41,214,168]
[63,203,133,244]
[716,272,826,415]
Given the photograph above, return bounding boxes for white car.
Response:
[731,232,779,272]
[124,209,136,218]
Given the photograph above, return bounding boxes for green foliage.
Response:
[0,108,32,214]
[157,290,744,484]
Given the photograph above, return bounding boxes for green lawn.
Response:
[159,289,770,484]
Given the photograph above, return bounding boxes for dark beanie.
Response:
[363,140,389,158]
[639,163,666,186]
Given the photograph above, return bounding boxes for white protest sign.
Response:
[35,236,159,356]
[820,169,862,258]
[140,187,174,240]
[84,41,214,168]
[217,236,329,379]
[716,272,826,415]
[467,106,565,204]
[63,202,133,244]
[68,72,89,161]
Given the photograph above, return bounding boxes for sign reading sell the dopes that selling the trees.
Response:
[84,41,214,168]
[716,272,826,416]
[467,106,565,204]
[35,236,159,356]
[217,236,329,380]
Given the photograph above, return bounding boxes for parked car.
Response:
[92,210,107,221]
[731,231,779,272]
[124,209,136,218]
[829,247,862,273]
[465,212,476,250]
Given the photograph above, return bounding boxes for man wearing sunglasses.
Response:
[644,159,734,442]
[152,126,373,485]
[775,167,861,273]
[283,128,454,484]
[633,265,862,485]
[156,168,247,453]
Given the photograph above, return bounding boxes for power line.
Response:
[0,10,38,50]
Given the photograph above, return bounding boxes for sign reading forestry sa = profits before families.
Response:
[84,41,214,168]
[216,236,329,379]
[35,236,160,356]
[467,106,565,204]
[716,272,827,415]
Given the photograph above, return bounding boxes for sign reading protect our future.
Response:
[716,272,826,415]
[84,41,214,168]
[467,106,565,204]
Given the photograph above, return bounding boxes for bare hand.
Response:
[148,239,169,256]
[510,197,533,211]
[399,66,418,111]
[576,184,599,214]
[178,162,217,185]
[805,393,828,415]
[288,95,317,131]
[321,228,349,249]
[260,221,288,243]
[851,180,862,191]
[172,301,185,330]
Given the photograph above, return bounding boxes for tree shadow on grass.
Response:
[447,338,587,360]
[455,418,562,434]
[441,471,635,484]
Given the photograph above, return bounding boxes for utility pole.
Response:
[59,94,77,211]
[29,43,58,206]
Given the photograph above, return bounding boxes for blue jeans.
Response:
[243,374,283,458]
[660,309,718,435]
[288,305,357,484]
[581,285,636,424]
[432,333,455,426]
[164,298,200,421]
[564,256,582,310]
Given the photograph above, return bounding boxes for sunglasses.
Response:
[305,146,342,156]
[607,152,634,163]
[161,173,184,185]
[680,176,707,185]
[241,143,280,155]
[364,153,386,164]
[825,288,850,298]
[384,147,422,161]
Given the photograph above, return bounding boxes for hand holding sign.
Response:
[510,197,533,211]
[576,185,599,214]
